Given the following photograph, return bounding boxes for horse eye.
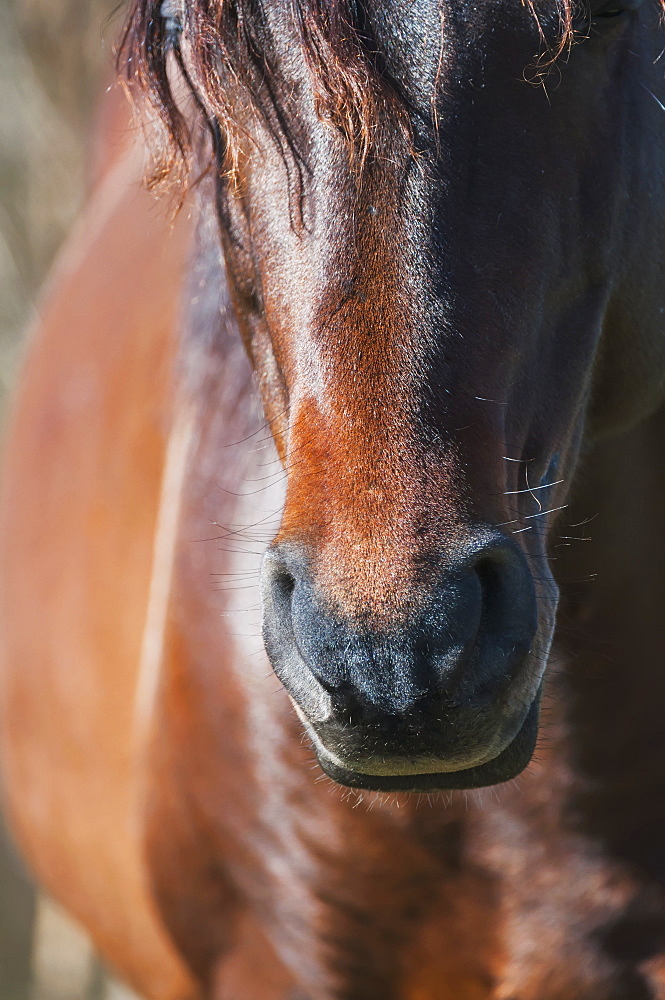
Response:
[591,0,644,15]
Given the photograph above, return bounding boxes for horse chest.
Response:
[146,624,665,1000]
[136,389,665,1000]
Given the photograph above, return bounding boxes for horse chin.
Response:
[307,693,542,793]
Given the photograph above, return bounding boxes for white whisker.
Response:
[525,505,568,520]
[504,480,563,495]
[640,81,665,112]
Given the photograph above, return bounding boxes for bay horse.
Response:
[2,0,665,997]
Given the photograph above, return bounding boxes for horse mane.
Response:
[118,0,661,191]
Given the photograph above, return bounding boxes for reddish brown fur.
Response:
[3,3,665,999]
[0,105,196,999]
[2,105,665,1000]
[274,155,464,621]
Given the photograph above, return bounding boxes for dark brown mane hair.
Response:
[120,0,386,187]
[118,0,662,190]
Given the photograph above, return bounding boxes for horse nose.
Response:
[261,531,540,774]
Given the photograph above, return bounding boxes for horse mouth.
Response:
[305,693,542,792]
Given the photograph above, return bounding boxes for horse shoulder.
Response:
[0,136,198,999]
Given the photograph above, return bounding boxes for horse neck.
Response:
[555,404,665,870]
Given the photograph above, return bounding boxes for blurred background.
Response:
[0,0,134,996]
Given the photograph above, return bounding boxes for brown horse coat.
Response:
[2,2,665,997]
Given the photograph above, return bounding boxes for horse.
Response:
[1,0,665,996]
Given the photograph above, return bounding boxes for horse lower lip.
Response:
[309,693,542,792]
[315,746,499,777]
[309,726,508,776]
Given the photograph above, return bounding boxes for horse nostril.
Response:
[261,546,334,723]
[263,555,297,635]
[275,566,296,599]
[472,557,495,638]
[446,534,540,703]
[474,553,522,650]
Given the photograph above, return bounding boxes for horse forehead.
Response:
[328,0,541,40]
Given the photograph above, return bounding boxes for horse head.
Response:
[125,0,665,790]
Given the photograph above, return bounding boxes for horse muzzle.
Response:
[261,530,552,791]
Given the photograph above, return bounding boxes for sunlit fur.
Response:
[1,2,665,998]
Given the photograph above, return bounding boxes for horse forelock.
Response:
[120,0,388,188]
[119,0,665,191]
